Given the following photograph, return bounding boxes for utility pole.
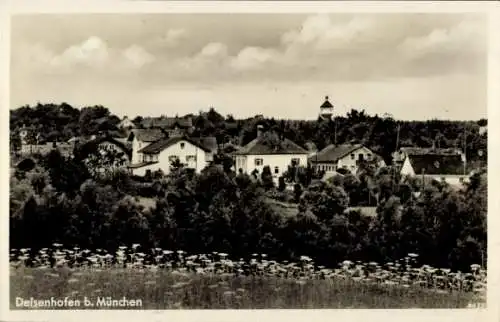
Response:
[392,124,401,193]
[463,126,467,175]
[334,117,337,146]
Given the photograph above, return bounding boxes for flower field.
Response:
[10,244,487,309]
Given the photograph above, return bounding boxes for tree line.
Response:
[10,103,487,165]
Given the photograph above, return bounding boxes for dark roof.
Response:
[309,144,365,163]
[407,154,465,175]
[132,129,166,142]
[138,136,212,154]
[141,117,193,129]
[398,147,462,155]
[83,136,132,159]
[234,135,308,155]
[320,96,333,108]
[195,136,218,152]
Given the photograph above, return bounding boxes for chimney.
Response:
[257,125,264,138]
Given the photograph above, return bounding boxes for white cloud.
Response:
[399,18,484,58]
[122,44,155,68]
[162,28,187,47]
[230,46,279,71]
[51,36,110,68]
[199,42,228,58]
[19,36,156,73]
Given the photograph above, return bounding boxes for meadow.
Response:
[10,245,487,309]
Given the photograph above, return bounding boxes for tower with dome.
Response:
[319,96,334,120]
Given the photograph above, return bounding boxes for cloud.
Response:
[230,46,279,71]
[399,19,484,57]
[12,14,486,86]
[19,36,156,74]
[122,44,155,68]
[51,36,110,68]
[161,28,187,47]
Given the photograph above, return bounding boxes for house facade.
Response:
[400,154,469,186]
[129,129,167,165]
[118,116,136,130]
[309,144,385,174]
[129,136,214,176]
[83,137,132,173]
[233,128,309,182]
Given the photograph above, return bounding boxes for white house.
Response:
[128,136,216,176]
[118,116,136,130]
[233,127,309,182]
[309,144,385,174]
[129,129,167,165]
[400,154,469,187]
[83,136,132,173]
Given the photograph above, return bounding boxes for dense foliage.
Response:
[10,147,487,273]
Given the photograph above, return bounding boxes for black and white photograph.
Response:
[3,1,495,319]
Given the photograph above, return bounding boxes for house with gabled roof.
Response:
[80,136,133,173]
[118,116,136,130]
[140,116,194,136]
[128,129,167,165]
[128,135,216,176]
[392,146,463,165]
[233,126,309,181]
[309,144,385,174]
[400,154,469,186]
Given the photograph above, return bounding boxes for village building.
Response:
[117,116,136,130]
[319,96,334,120]
[139,116,194,137]
[392,146,464,166]
[128,129,167,165]
[81,136,133,173]
[233,126,309,182]
[400,154,469,186]
[19,141,73,158]
[128,136,217,176]
[309,144,385,174]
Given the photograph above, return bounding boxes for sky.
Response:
[10,13,487,121]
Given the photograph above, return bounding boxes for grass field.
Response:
[11,267,478,309]
[9,247,487,309]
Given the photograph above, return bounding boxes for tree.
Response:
[293,183,303,203]
[278,176,286,192]
[10,131,22,154]
[300,181,349,222]
[261,165,274,190]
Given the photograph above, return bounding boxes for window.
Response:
[180,142,185,149]
[351,154,355,160]
[255,158,263,166]
[169,155,179,162]
[291,158,300,166]
[367,154,372,160]
[274,166,279,174]
[186,155,197,162]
